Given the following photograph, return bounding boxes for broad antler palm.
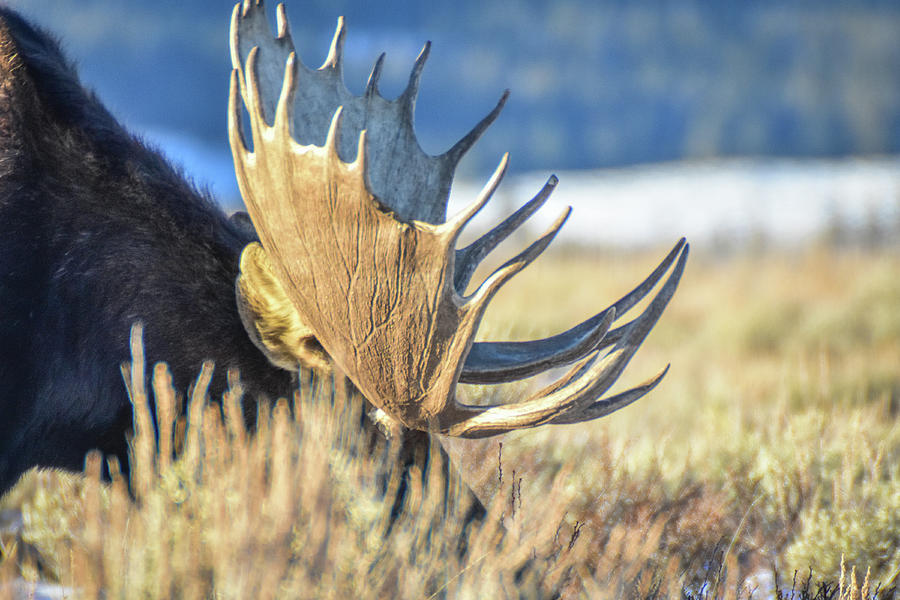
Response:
[229,1,689,438]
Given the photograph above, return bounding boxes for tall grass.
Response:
[2,246,899,598]
[0,327,606,599]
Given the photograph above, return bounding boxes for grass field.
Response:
[1,244,898,598]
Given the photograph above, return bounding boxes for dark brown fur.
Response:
[0,7,293,493]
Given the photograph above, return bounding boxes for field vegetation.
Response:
[1,242,898,598]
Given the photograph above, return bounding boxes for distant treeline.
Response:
[12,0,900,176]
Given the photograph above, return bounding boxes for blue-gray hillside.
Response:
[10,0,900,182]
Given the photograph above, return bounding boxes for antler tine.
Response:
[439,153,509,244]
[228,70,250,157]
[400,41,431,111]
[443,90,510,168]
[321,16,346,74]
[549,366,669,425]
[275,3,292,41]
[532,243,687,408]
[463,207,571,321]
[444,352,627,438]
[274,53,298,132]
[232,0,298,128]
[324,106,346,161]
[565,242,687,385]
[365,53,386,97]
[589,238,689,352]
[241,0,258,16]
[443,243,687,438]
[454,174,558,293]
[230,5,243,78]
[243,47,267,138]
[458,305,614,384]
[458,236,686,385]
[611,237,686,316]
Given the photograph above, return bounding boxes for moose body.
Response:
[0,8,294,494]
[0,2,686,500]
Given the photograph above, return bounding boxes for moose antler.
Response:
[228,1,689,438]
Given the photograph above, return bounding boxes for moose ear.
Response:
[0,10,63,148]
[229,211,259,242]
[235,242,331,373]
[0,17,26,104]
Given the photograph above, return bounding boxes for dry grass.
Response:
[2,245,900,598]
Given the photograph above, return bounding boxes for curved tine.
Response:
[322,16,346,72]
[365,53,386,97]
[445,243,688,438]
[241,0,258,16]
[229,4,243,72]
[525,242,686,403]
[458,306,614,384]
[244,46,266,135]
[274,53,298,132]
[611,237,686,317]
[464,207,570,315]
[275,3,293,41]
[445,349,623,438]
[454,175,558,294]
[442,90,510,168]
[548,365,669,425]
[456,237,686,385]
[440,153,509,243]
[589,241,688,364]
[228,70,250,155]
[324,106,345,159]
[400,41,430,108]
[595,239,689,350]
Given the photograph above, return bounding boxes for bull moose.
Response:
[0,0,687,504]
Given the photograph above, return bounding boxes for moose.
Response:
[0,0,688,506]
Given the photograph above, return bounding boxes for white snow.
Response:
[449,157,900,250]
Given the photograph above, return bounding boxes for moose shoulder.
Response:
[0,2,687,498]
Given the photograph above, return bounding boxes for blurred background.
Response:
[8,0,900,250]
[3,4,900,586]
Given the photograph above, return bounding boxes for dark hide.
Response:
[0,8,294,494]
[0,12,487,538]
